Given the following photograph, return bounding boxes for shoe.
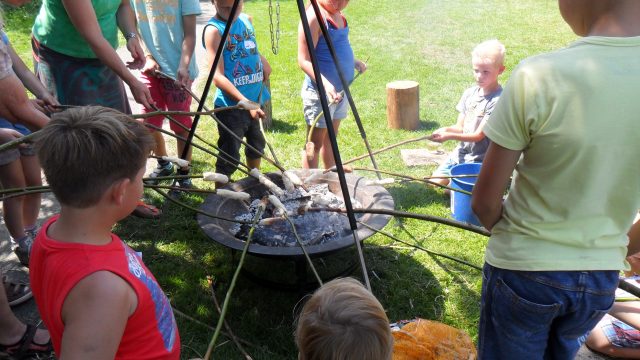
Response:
[144,162,174,185]
[2,271,32,307]
[0,324,54,359]
[168,178,195,199]
[131,200,162,219]
[13,234,33,267]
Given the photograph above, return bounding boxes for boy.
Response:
[298,0,367,170]
[30,107,180,359]
[295,277,393,360]
[131,0,201,189]
[203,0,271,186]
[430,39,505,188]
[471,1,640,358]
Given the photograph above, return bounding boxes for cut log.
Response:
[386,80,419,130]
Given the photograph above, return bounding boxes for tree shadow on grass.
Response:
[115,199,451,359]
[418,119,440,132]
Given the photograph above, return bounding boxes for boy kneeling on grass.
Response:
[29,106,180,359]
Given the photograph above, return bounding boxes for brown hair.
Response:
[295,278,393,360]
[36,106,154,208]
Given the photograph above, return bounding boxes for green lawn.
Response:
[4,1,577,359]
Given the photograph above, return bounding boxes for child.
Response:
[429,39,505,188]
[30,106,180,359]
[0,27,58,266]
[471,1,640,358]
[295,277,393,360]
[298,0,366,170]
[203,0,271,186]
[130,0,201,189]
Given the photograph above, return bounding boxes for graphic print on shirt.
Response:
[124,243,177,351]
[225,25,263,87]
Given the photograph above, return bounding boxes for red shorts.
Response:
[141,72,193,133]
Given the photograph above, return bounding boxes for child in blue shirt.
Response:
[203,0,271,186]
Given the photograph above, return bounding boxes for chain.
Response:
[268,0,280,55]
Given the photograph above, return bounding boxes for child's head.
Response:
[36,106,154,209]
[558,0,640,37]
[319,0,350,13]
[211,0,243,22]
[471,39,505,92]
[295,278,393,360]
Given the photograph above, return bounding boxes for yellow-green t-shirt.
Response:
[32,0,120,59]
[483,36,640,271]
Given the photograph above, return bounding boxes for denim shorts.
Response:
[478,263,617,359]
[0,118,34,166]
[432,157,458,177]
[214,108,265,176]
[301,83,348,128]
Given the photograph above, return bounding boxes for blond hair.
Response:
[472,39,506,67]
[36,106,154,208]
[295,278,393,360]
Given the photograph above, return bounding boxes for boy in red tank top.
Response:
[29,106,180,359]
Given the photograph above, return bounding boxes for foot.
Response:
[131,200,162,219]
[2,271,32,307]
[168,178,195,199]
[144,161,174,185]
[0,324,53,359]
[13,234,34,267]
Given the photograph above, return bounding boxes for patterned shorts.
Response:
[600,314,640,348]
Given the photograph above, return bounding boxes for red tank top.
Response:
[30,216,180,359]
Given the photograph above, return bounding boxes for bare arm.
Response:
[61,0,153,108]
[0,75,50,130]
[176,14,197,88]
[471,142,521,231]
[59,271,136,360]
[608,302,640,330]
[204,25,264,119]
[6,43,59,110]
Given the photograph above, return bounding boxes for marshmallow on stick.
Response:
[161,156,189,169]
[202,172,229,184]
[249,169,284,197]
[216,189,250,201]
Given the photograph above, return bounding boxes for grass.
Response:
[4,1,577,359]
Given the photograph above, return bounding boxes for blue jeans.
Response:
[478,263,617,360]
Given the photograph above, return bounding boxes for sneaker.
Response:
[13,234,34,267]
[168,177,195,198]
[145,162,174,185]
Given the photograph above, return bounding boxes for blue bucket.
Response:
[450,163,482,226]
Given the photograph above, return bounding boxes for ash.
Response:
[230,183,362,247]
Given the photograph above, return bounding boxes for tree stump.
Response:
[262,79,273,130]
[386,80,419,130]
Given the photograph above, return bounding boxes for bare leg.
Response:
[320,120,341,170]
[0,161,27,240]
[247,157,261,171]
[20,155,41,229]
[175,130,192,171]
[0,281,49,346]
[151,131,168,158]
[302,125,327,169]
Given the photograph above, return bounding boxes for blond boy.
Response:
[430,39,505,187]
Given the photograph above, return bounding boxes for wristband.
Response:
[124,32,137,41]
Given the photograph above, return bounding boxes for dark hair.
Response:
[36,106,154,208]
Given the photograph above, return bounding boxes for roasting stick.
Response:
[154,70,287,173]
[204,203,265,360]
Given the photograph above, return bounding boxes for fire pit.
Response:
[197,169,394,258]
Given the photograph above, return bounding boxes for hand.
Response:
[429,132,450,143]
[626,252,640,277]
[0,128,23,145]
[249,108,265,120]
[175,65,191,89]
[38,92,60,113]
[126,38,145,70]
[323,81,341,103]
[29,99,47,114]
[355,59,367,74]
[142,57,160,76]
[128,79,154,109]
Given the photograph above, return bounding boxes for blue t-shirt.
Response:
[131,0,201,80]
[204,14,270,107]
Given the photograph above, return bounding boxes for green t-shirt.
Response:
[32,0,120,59]
[483,36,640,271]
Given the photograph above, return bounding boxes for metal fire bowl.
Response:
[197,169,394,258]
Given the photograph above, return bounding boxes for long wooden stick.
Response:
[336,134,433,167]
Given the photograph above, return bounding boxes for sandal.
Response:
[2,272,32,307]
[131,200,162,219]
[0,324,54,359]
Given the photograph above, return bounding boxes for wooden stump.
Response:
[262,79,273,129]
[386,80,419,130]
